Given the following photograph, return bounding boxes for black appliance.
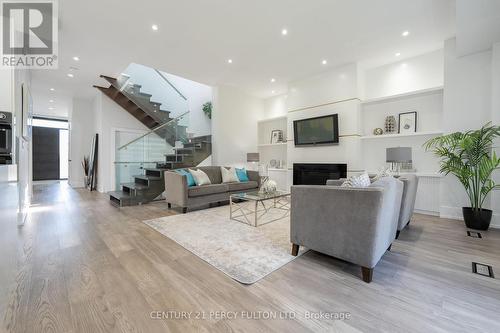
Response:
[0,111,13,165]
[293,114,339,146]
[293,163,347,185]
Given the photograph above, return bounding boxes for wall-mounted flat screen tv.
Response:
[293,114,339,146]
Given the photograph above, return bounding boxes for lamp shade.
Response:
[386,147,412,163]
[247,153,260,162]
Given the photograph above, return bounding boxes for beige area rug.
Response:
[143,205,307,284]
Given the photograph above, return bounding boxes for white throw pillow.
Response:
[220,167,240,183]
[188,168,211,186]
[341,173,371,188]
[372,167,393,182]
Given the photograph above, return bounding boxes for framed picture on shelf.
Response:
[398,111,417,134]
[270,129,283,144]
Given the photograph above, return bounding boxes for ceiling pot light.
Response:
[395,52,401,57]
[270,78,276,83]
[281,28,288,36]
[67,73,74,78]
[72,56,79,61]
[227,59,233,64]
[49,99,54,103]
[271,90,275,94]
[49,88,55,91]
[402,31,409,37]
[152,24,159,31]
[48,107,55,110]
[322,59,327,65]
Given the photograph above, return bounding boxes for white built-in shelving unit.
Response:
[257,115,288,190]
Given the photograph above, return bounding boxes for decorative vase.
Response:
[385,116,396,133]
[260,179,277,194]
[462,207,492,230]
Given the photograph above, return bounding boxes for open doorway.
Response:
[32,117,69,181]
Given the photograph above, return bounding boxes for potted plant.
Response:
[425,123,500,230]
[82,156,90,188]
[202,101,212,119]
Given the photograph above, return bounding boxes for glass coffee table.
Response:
[229,190,291,227]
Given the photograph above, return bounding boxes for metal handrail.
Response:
[117,111,189,150]
[154,69,188,101]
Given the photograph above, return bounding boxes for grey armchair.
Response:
[291,177,403,282]
[396,175,419,238]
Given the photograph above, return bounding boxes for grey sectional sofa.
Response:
[327,174,419,238]
[396,175,419,238]
[164,166,260,213]
[291,177,403,282]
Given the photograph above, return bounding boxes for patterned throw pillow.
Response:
[221,167,240,183]
[341,173,371,188]
[188,168,212,186]
[372,167,394,182]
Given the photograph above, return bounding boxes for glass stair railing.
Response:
[110,112,212,207]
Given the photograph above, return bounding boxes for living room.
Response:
[1,0,500,332]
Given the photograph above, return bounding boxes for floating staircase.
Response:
[93,74,187,146]
[109,134,212,207]
[94,67,212,207]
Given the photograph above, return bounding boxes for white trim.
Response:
[257,115,287,123]
[360,131,443,140]
[491,214,500,229]
[440,206,463,220]
[361,86,444,105]
[414,209,439,216]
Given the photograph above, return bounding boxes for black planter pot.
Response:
[462,207,492,230]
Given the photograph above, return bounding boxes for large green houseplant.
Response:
[425,123,500,230]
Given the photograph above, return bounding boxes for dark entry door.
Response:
[33,126,60,180]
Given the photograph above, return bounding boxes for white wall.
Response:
[13,70,32,225]
[262,94,287,119]
[123,63,213,138]
[0,69,15,182]
[440,38,493,219]
[93,92,152,192]
[68,98,95,188]
[212,85,264,166]
[491,42,500,228]
[287,63,359,111]
[286,64,362,177]
[363,50,444,100]
[163,72,212,137]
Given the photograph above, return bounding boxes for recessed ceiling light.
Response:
[322,59,327,65]
[402,31,410,37]
[152,24,159,31]
[72,56,79,61]
[49,88,55,91]
[395,52,401,57]
[67,73,74,78]
[227,59,233,64]
[271,90,275,94]
[48,107,55,110]
[401,63,408,67]
[49,99,54,103]
[270,78,276,83]
[281,28,288,36]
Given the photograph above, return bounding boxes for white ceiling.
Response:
[31,0,456,113]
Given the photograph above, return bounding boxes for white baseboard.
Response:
[414,209,439,216]
[69,181,85,188]
[440,206,500,229]
[492,214,500,229]
[439,206,463,220]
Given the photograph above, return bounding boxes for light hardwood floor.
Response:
[1,181,500,332]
